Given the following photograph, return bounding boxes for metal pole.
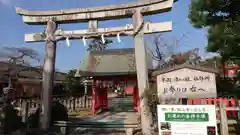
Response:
[41,20,57,130]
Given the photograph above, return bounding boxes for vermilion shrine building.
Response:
[75,48,153,113]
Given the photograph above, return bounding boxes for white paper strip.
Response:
[82,36,86,46]
[66,37,70,47]
[101,34,105,44]
[117,33,121,43]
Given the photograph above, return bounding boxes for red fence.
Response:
[188,98,239,118]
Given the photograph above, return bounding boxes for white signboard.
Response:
[157,68,217,98]
[157,105,217,135]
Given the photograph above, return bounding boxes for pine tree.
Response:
[189,0,240,63]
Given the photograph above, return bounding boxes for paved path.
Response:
[69,96,139,135]
[70,112,138,135]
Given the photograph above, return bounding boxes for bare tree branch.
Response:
[2,47,40,63]
[149,33,189,62]
[147,33,202,68]
[0,46,41,91]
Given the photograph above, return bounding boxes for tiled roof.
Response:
[76,48,153,77]
[0,61,66,82]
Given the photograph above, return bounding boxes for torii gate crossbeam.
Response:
[16,0,173,24]
[16,0,175,134]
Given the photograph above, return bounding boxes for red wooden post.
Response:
[136,88,140,112]
[103,89,108,111]
[133,86,140,112]
[106,90,108,110]
[206,98,212,105]
[193,99,197,105]
[187,99,193,105]
[95,80,101,110]
[98,88,103,110]
[92,85,96,114]
[213,98,218,105]
[231,98,236,105]
[137,100,140,112]
[95,90,99,109]
[230,98,237,117]
[133,87,137,111]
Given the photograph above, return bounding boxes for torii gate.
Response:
[16,0,175,134]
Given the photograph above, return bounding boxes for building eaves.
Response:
[152,63,219,77]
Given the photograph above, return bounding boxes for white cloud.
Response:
[0,0,14,7]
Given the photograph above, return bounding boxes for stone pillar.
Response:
[133,7,153,135]
[41,20,57,130]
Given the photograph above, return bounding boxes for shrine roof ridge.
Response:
[89,48,134,55]
[75,71,137,77]
[152,63,219,76]
[16,0,170,16]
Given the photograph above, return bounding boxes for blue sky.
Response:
[0,0,213,72]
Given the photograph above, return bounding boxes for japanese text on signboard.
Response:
[161,75,211,94]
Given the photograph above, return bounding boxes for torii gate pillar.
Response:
[41,20,57,130]
[133,8,153,134]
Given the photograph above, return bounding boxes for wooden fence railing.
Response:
[14,96,92,115]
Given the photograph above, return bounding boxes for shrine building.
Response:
[75,48,154,113]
